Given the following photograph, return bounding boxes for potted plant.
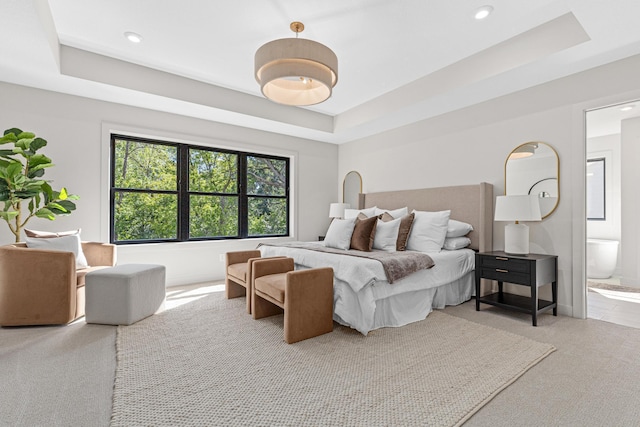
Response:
[0,128,78,243]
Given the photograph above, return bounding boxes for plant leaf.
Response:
[6,162,22,179]
[59,187,68,200]
[47,202,68,213]
[30,137,47,152]
[0,129,19,143]
[16,132,35,140]
[0,211,19,221]
[56,199,76,211]
[27,168,46,178]
[35,207,55,220]
[28,154,52,169]
[41,182,53,200]
[15,138,34,150]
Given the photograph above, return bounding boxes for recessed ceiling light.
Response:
[475,5,494,20]
[124,31,143,43]
[620,105,635,112]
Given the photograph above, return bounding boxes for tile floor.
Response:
[587,276,640,329]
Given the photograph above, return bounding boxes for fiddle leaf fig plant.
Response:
[0,128,79,242]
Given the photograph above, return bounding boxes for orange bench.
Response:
[251,257,334,344]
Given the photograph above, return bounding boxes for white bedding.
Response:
[259,243,475,335]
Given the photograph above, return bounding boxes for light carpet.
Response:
[112,294,555,427]
[0,321,116,426]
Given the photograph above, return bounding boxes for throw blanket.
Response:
[259,242,434,284]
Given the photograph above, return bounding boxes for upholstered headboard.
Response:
[358,182,493,252]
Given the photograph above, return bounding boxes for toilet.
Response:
[587,239,619,279]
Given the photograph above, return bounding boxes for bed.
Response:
[260,182,493,335]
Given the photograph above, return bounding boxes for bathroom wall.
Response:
[621,116,640,287]
[586,133,621,276]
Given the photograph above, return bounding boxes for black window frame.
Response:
[110,134,290,244]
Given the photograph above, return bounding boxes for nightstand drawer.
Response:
[481,268,531,285]
[475,251,558,326]
[481,256,530,273]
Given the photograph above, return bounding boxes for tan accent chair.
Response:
[225,250,262,314]
[225,250,285,314]
[0,242,117,326]
[251,257,334,344]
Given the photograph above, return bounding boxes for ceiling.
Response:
[2,0,640,143]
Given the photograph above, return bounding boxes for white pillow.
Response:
[443,236,472,250]
[374,207,408,219]
[373,218,401,252]
[406,210,451,253]
[446,220,474,238]
[344,206,377,219]
[323,218,357,250]
[25,234,89,268]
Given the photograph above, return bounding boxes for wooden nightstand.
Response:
[475,251,558,326]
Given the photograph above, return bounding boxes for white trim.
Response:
[571,89,640,319]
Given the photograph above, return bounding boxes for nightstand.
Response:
[475,251,558,326]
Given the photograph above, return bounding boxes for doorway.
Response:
[585,101,640,328]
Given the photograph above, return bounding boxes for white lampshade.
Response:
[255,22,338,106]
[329,203,349,219]
[494,195,541,255]
[494,195,542,222]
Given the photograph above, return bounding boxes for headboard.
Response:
[358,182,493,252]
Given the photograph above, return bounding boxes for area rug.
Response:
[111,293,555,427]
[588,281,640,294]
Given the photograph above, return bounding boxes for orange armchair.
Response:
[0,242,116,326]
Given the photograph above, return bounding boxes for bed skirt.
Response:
[334,271,475,334]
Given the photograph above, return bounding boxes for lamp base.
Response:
[504,223,530,255]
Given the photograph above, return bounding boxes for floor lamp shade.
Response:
[494,195,542,255]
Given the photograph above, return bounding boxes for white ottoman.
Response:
[85,264,166,325]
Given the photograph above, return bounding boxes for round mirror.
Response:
[343,171,362,208]
[505,142,559,219]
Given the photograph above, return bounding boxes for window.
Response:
[110,135,289,244]
[586,157,605,220]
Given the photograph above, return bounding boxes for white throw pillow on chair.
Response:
[25,233,89,269]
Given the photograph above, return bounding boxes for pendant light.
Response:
[255,22,338,106]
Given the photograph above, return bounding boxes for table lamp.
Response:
[329,203,349,219]
[494,195,542,255]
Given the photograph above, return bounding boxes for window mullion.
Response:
[178,146,190,241]
[238,154,248,238]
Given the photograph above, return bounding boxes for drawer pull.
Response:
[496,257,509,261]
[496,269,509,273]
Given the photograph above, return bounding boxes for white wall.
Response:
[340,104,574,314]
[621,116,640,287]
[586,133,621,276]
[339,54,640,317]
[0,82,338,286]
